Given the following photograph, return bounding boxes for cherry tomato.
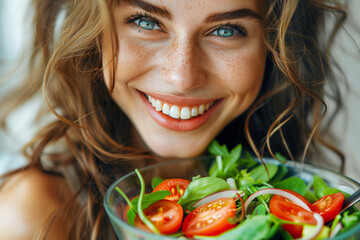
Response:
[182,197,237,237]
[270,195,316,238]
[282,189,311,206]
[134,199,183,234]
[152,178,190,202]
[311,192,344,222]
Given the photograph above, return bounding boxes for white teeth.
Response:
[170,106,180,119]
[180,107,191,120]
[205,103,210,111]
[155,100,162,111]
[191,107,198,117]
[146,94,215,120]
[162,103,170,115]
[198,104,205,115]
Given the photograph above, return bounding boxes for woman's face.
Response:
[103,0,266,158]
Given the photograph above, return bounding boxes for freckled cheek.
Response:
[214,51,266,98]
[116,40,154,83]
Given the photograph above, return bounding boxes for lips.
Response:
[139,91,222,131]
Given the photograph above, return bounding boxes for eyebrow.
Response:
[205,8,263,23]
[120,0,172,20]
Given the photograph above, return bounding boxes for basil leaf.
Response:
[250,163,278,183]
[127,189,170,225]
[127,210,137,225]
[313,175,329,198]
[304,190,317,203]
[177,177,230,209]
[275,152,287,163]
[130,190,171,210]
[151,177,163,190]
[273,176,307,196]
[323,188,350,199]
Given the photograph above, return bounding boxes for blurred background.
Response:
[0,0,359,181]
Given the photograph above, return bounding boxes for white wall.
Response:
[0,0,30,62]
[329,0,360,182]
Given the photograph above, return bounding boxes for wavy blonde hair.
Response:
[0,0,347,239]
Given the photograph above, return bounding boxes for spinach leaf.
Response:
[237,169,261,190]
[223,144,242,176]
[238,151,258,169]
[208,139,230,156]
[341,211,360,231]
[208,140,242,179]
[212,215,272,240]
[273,176,307,196]
[177,176,230,210]
[252,204,267,216]
[270,164,288,184]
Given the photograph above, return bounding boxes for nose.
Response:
[161,36,204,92]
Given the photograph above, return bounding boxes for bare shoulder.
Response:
[0,167,73,240]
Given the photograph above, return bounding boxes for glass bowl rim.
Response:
[104,157,360,240]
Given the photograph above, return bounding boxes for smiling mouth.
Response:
[144,93,217,120]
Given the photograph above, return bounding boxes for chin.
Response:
[145,138,209,159]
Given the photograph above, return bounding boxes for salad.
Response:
[115,140,360,239]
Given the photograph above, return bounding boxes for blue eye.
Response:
[213,27,235,37]
[134,18,161,31]
[210,24,247,38]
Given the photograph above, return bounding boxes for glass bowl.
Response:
[104,157,360,240]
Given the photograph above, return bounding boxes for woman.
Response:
[0,0,347,239]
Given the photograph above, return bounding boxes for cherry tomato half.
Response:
[134,199,184,234]
[152,178,190,202]
[311,192,344,222]
[182,197,237,237]
[282,189,311,206]
[270,195,316,238]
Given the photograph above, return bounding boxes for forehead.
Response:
[118,0,266,20]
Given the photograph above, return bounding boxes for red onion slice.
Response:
[330,222,342,238]
[244,188,312,213]
[295,213,324,240]
[227,178,237,189]
[191,189,244,208]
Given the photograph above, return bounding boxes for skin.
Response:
[0,168,73,240]
[103,0,267,158]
